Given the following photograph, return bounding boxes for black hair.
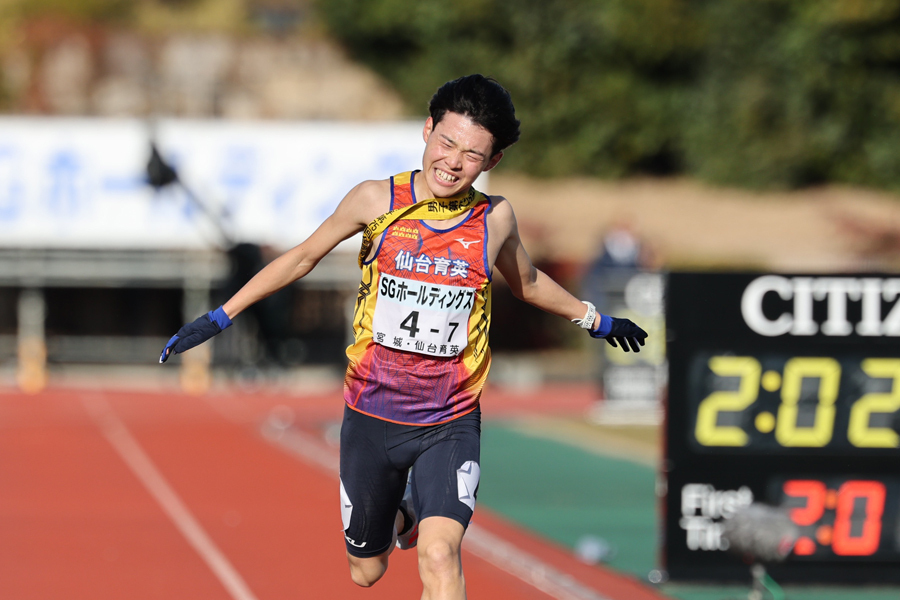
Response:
[429,74,521,157]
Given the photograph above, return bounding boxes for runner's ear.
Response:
[423,117,434,143]
[483,151,503,172]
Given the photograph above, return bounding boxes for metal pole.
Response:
[17,288,47,394]
[180,278,212,395]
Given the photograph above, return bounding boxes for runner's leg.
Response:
[409,409,480,600]
[345,510,407,586]
[339,407,408,586]
[417,516,467,600]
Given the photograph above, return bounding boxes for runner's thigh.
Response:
[412,408,481,529]
[339,406,407,557]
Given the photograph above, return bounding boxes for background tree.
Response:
[318,0,900,192]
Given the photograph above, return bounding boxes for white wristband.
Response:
[572,301,597,330]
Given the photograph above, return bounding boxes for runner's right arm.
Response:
[222,188,372,318]
[159,180,388,363]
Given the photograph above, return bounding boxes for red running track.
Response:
[0,385,669,600]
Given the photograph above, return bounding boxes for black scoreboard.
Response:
[665,272,900,583]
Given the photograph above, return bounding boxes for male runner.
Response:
[160,74,647,600]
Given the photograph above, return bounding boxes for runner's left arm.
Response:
[492,199,647,352]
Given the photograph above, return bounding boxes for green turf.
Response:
[479,422,659,578]
[479,421,900,600]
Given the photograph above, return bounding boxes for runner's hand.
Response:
[159,306,232,363]
[589,316,647,352]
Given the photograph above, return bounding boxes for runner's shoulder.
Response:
[485,194,511,212]
[485,194,517,233]
[342,178,392,225]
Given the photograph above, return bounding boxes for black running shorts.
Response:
[339,404,481,558]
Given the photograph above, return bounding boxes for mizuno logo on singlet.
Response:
[455,238,481,249]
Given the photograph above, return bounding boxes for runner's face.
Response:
[421,112,502,198]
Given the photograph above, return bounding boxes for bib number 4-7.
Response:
[400,311,460,342]
[373,274,474,357]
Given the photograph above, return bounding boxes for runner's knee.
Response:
[347,554,388,587]
[418,539,461,580]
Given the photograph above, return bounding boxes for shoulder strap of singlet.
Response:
[391,171,415,209]
[357,173,488,267]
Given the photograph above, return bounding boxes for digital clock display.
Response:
[773,477,899,559]
[664,272,900,583]
[691,355,900,451]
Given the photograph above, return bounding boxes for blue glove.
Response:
[589,314,647,352]
[159,306,232,363]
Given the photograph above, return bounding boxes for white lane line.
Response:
[260,420,340,474]
[465,525,612,600]
[82,394,259,600]
[260,420,612,600]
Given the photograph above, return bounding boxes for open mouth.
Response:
[435,169,459,184]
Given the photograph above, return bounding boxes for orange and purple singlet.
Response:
[344,171,492,425]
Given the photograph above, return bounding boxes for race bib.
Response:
[372,273,474,357]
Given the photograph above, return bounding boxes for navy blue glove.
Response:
[589,314,647,352]
[159,306,232,363]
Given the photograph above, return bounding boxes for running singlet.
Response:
[344,171,492,425]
